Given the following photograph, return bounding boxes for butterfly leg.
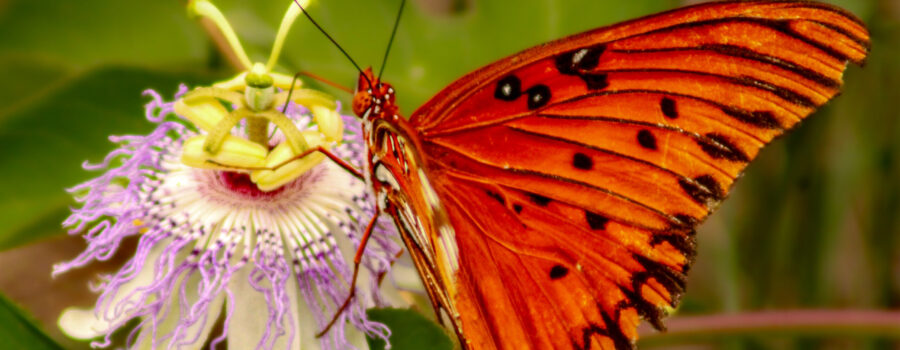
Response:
[207,145,364,180]
[279,145,365,180]
[316,207,382,337]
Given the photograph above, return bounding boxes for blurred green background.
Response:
[0,0,896,349]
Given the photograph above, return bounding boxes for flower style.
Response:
[54,1,403,349]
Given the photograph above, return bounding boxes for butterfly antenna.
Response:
[377,0,406,81]
[292,0,373,89]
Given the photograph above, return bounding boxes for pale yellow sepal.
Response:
[214,72,249,91]
[274,89,337,111]
[271,72,300,90]
[181,135,267,170]
[174,97,230,132]
[311,105,344,142]
[251,131,326,192]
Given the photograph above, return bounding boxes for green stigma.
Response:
[244,63,275,111]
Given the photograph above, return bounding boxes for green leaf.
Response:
[366,308,453,350]
[0,66,217,251]
[0,292,63,350]
[0,55,74,115]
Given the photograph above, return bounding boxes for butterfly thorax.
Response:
[353,67,413,183]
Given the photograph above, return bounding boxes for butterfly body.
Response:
[354,68,465,333]
[351,1,869,349]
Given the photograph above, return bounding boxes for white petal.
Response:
[58,238,169,340]
[345,326,370,350]
[227,265,303,350]
[135,271,226,350]
[296,282,323,350]
[58,307,110,339]
[390,262,425,294]
[379,262,422,308]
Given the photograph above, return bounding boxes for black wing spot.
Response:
[661,97,678,119]
[632,253,686,297]
[485,190,505,205]
[528,193,551,206]
[526,84,552,109]
[600,310,634,350]
[696,133,749,162]
[555,44,607,75]
[734,75,816,108]
[573,152,594,170]
[721,106,782,129]
[581,73,609,90]
[695,175,724,199]
[637,129,658,150]
[555,44,609,91]
[678,174,724,206]
[671,214,699,230]
[585,211,609,230]
[620,274,667,331]
[549,265,569,280]
[650,233,697,260]
[578,323,609,350]
[577,44,607,71]
[513,204,523,214]
[494,75,522,101]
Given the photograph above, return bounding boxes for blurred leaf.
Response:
[0,0,208,67]
[366,308,453,350]
[0,66,218,251]
[0,292,63,350]
[0,54,74,115]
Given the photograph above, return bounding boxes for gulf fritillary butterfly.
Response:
[311,1,870,349]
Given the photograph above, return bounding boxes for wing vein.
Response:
[506,124,736,179]
[609,44,840,89]
[428,145,680,225]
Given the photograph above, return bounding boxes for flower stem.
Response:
[638,309,900,345]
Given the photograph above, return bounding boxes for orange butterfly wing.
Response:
[402,1,869,349]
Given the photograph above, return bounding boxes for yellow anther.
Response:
[311,105,344,142]
[175,96,230,132]
[250,131,326,192]
[271,72,300,91]
[183,87,244,106]
[273,89,337,111]
[181,135,267,170]
[214,72,249,91]
[133,219,145,227]
[203,108,248,154]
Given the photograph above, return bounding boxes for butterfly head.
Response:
[352,67,398,118]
